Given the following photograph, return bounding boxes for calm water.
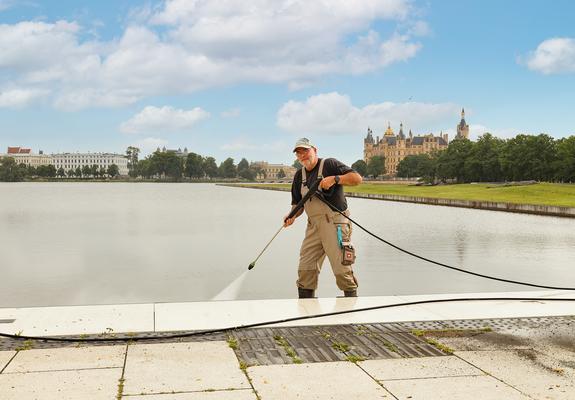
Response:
[1,182,574,307]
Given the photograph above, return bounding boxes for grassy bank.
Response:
[249,182,575,208]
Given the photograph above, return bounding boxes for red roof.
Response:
[7,147,31,154]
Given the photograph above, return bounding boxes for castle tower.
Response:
[364,127,374,144]
[398,122,406,140]
[456,108,469,139]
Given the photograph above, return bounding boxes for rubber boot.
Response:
[343,290,357,297]
[298,288,315,299]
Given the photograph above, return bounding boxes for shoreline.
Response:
[219,183,575,218]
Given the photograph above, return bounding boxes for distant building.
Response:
[363,122,449,176]
[456,108,470,139]
[2,147,52,167]
[156,147,189,158]
[7,146,31,154]
[2,147,129,175]
[51,153,129,176]
[251,161,296,180]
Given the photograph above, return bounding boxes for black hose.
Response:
[313,191,575,291]
[285,177,322,220]
[1,296,574,343]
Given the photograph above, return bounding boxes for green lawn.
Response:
[249,182,575,208]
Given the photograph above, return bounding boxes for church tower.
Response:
[456,108,469,139]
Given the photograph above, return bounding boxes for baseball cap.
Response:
[292,137,316,152]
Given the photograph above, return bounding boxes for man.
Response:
[284,138,362,298]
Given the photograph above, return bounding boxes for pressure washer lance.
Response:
[248,176,323,270]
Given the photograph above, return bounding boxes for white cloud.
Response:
[0,0,16,12]
[131,137,169,154]
[0,88,48,108]
[0,0,425,109]
[277,92,460,136]
[220,107,240,118]
[120,105,210,134]
[524,37,575,74]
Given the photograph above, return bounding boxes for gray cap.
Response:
[292,137,316,152]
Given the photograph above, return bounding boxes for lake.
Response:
[1,182,574,307]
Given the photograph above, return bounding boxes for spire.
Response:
[365,127,374,144]
[461,108,465,119]
[398,122,405,140]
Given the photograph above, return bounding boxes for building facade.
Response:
[51,153,129,176]
[3,147,52,167]
[364,123,449,176]
[251,161,296,180]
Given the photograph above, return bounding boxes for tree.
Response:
[90,164,99,178]
[396,154,435,179]
[75,167,83,178]
[82,165,92,177]
[202,157,218,179]
[37,164,56,178]
[351,160,367,177]
[367,155,385,178]
[126,146,140,177]
[0,157,26,182]
[237,158,250,173]
[184,152,204,178]
[436,138,473,182]
[57,167,66,178]
[219,158,237,178]
[463,133,504,182]
[277,169,286,179]
[149,151,183,179]
[500,134,557,181]
[554,136,575,182]
[107,164,119,178]
[67,169,75,178]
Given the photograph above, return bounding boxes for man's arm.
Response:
[320,171,362,190]
[284,204,304,227]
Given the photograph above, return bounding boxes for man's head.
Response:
[293,137,318,170]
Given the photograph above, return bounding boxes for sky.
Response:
[0,0,574,166]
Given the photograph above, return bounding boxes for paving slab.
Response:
[155,299,309,331]
[456,350,575,399]
[0,303,153,336]
[247,361,392,399]
[122,341,250,395]
[360,356,483,380]
[126,389,257,399]
[0,350,16,371]
[3,344,126,373]
[381,375,530,400]
[0,368,121,400]
[292,296,439,326]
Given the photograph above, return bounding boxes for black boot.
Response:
[343,290,357,297]
[298,288,315,298]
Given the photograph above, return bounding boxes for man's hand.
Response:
[320,175,337,190]
[283,215,296,227]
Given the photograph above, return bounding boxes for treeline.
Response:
[359,133,575,183]
[128,149,273,181]
[0,157,120,182]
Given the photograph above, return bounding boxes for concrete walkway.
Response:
[1,291,574,399]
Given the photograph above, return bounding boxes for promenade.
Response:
[1,291,574,399]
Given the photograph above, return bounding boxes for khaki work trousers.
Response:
[297,198,358,291]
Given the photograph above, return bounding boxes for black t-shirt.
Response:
[291,158,354,211]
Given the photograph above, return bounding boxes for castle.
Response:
[363,109,469,176]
